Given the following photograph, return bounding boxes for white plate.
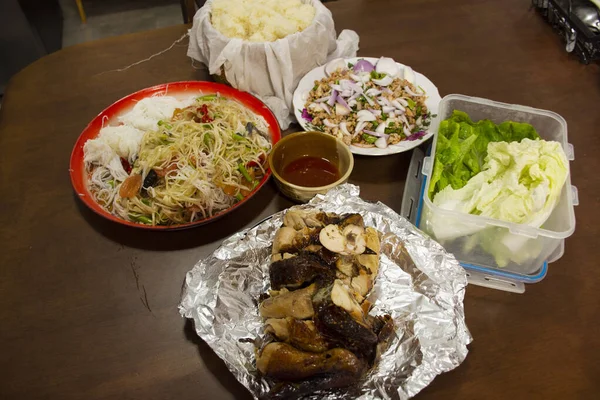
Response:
[292,57,442,156]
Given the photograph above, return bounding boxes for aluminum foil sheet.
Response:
[179,184,472,399]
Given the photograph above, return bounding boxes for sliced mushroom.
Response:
[342,225,366,255]
[319,224,347,254]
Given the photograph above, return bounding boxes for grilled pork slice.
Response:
[256,342,364,382]
[264,317,330,353]
[259,284,317,320]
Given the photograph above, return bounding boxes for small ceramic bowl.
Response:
[269,131,354,203]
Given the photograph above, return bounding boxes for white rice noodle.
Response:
[83,139,128,181]
[97,125,144,162]
[118,96,195,131]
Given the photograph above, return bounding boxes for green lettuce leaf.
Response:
[428,110,540,200]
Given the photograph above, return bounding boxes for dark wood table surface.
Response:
[1,0,599,398]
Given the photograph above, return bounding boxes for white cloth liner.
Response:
[187,0,359,129]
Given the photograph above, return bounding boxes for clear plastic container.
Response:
[419,94,578,275]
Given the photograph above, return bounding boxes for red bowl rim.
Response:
[69,81,281,230]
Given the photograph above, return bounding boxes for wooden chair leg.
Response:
[75,0,87,24]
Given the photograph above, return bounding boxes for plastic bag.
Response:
[187,0,359,129]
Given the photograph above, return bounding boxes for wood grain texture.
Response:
[1,1,599,399]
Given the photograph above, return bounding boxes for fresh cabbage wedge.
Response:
[430,138,569,266]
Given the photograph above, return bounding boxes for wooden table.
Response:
[1,0,599,398]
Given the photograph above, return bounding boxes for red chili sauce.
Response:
[281,156,340,187]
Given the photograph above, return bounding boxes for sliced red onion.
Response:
[416,116,422,126]
[315,96,330,103]
[365,88,382,97]
[376,121,388,134]
[347,99,357,107]
[349,73,362,83]
[407,131,427,141]
[357,110,377,122]
[320,103,331,114]
[375,57,400,78]
[388,111,396,118]
[335,103,351,116]
[391,100,405,112]
[377,98,391,107]
[327,90,338,106]
[372,75,394,86]
[375,136,388,149]
[349,93,361,101]
[353,59,375,73]
[404,86,425,97]
[324,58,346,77]
[403,125,412,136]
[363,95,375,107]
[339,121,351,136]
[337,95,350,110]
[340,90,352,97]
[339,80,352,90]
[347,81,363,93]
[363,130,389,138]
[353,121,367,137]
[395,97,409,107]
[323,119,337,128]
[382,106,395,114]
[367,109,382,116]
[382,87,393,94]
[399,114,409,126]
[330,84,343,92]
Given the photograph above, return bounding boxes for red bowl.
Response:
[69,81,281,230]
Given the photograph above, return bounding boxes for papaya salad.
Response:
[301,57,434,148]
[83,95,271,226]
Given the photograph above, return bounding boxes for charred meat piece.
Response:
[265,317,330,353]
[266,372,362,400]
[269,253,335,290]
[313,280,378,360]
[259,284,316,320]
[273,226,322,255]
[372,315,395,362]
[256,342,365,382]
[338,213,364,229]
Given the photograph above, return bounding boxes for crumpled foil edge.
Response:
[179,184,472,399]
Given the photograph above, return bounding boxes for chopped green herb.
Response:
[252,180,260,189]
[204,133,213,146]
[235,193,244,201]
[347,62,354,68]
[381,113,388,121]
[362,133,378,144]
[197,94,217,100]
[238,163,253,182]
[313,84,318,91]
[371,121,379,128]
[232,133,245,141]
[416,105,422,116]
[130,215,152,224]
[157,120,164,126]
[141,198,151,206]
[107,180,115,188]
[370,71,386,80]
[406,98,415,109]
